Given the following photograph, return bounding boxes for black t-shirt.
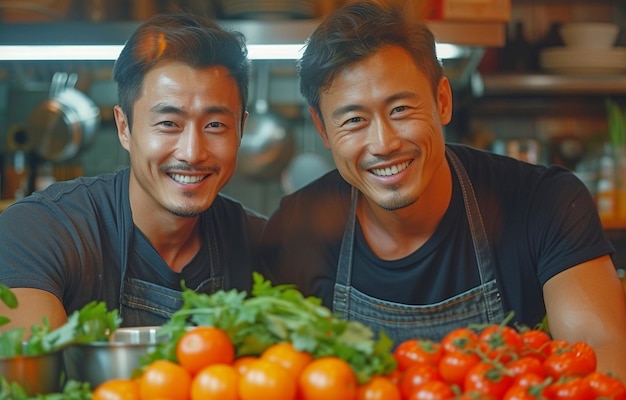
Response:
[259,144,614,328]
[0,168,267,316]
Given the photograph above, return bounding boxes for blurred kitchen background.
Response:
[1,0,626,269]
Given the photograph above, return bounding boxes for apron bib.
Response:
[332,148,505,345]
[118,216,224,327]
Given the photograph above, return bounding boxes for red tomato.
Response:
[583,371,626,400]
[512,372,549,389]
[394,339,443,371]
[543,342,597,379]
[399,363,442,398]
[545,376,595,400]
[407,380,455,399]
[503,385,542,400]
[356,375,402,400]
[519,329,552,361]
[438,351,481,388]
[441,328,480,354]
[507,356,544,379]
[479,325,523,363]
[463,362,514,399]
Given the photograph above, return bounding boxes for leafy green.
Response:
[0,299,121,358]
[0,284,18,327]
[0,378,92,400]
[147,272,396,384]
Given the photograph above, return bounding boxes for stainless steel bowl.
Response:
[63,326,168,388]
[0,349,64,395]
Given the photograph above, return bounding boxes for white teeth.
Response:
[371,161,410,177]
[170,174,206,184]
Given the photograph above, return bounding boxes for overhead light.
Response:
[0,43,462,61]
[0,44,306,61]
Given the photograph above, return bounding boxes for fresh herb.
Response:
[0,284,18,327]
[0,378,92,400]
[0,291,121,358]
[147,273,397,384]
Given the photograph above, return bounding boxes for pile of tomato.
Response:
[91,324,626,400]
[392,325,626,399]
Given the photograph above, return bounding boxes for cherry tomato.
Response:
[438,350,481,387]
[512,372,549,389]
[394,339,443,371]
[139,359,191,400]
[519,329,552,361]
[176,326,235,375]
[543,341,597,379]
[479,325,523,363]
[356,375,402,400]
[583,371,626,400]
[441,327,480,353]
[92,378,140,400]
[399,363,442,398]
[299,356,357,400]
[190,364,239,400]
[507,356,544,379]
[463,361,514,399]
[239,358,296,400]
[261,341,314,379]
[545,376,595,400]
[503,385,541,400]
[407,380,455,399]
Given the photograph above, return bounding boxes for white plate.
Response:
[540,47,626,75]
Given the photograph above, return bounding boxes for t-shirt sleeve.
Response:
[0,198,88,302]
[530,167,615,285]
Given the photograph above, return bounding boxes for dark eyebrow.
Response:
[149,104,237,118]
[331,104,365,120]
[330,91,420,120]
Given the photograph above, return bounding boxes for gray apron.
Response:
[117,217,224,327]
[332,148,505,345]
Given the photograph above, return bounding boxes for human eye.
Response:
[156,120,181,133]
[391,105,410,115]
[342,115,365,127]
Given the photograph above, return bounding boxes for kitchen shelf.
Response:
[0,19,506,48]
[482,73,626,95]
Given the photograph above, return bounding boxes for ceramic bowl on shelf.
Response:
[560,22,619,49]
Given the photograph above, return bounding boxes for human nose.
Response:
[368,118,402,155]
[177,126,208,163]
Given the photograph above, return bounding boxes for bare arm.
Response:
[0,288,67,334]
[544,254,626,382]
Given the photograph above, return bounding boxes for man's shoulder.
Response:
[14,169,127,210]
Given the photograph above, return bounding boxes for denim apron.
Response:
[332,148,505,345]
[117,218,224,327]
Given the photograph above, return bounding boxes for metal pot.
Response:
[26,72,100,162]
[63,326,167,388]
[237,62,294,180]
[0,348,65,395]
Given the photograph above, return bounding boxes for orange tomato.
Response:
[234,355,259,376]
[191,363,239,400]
[356,375,402,400]
[239,358,297,400]
[92,378,140,400]
[138,359,191,400]
[261,342,314,378]
[176,326,235,374]
[299,356,358,400]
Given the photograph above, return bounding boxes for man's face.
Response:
[312,45,453,212]
[115,61,246,218]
